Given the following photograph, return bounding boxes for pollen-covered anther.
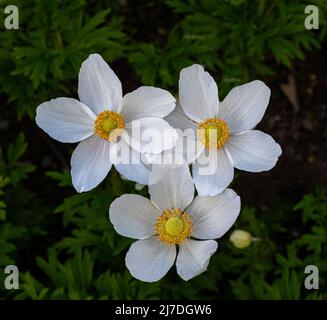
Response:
[197,118,229,149]
[155,208,192,245]
[94,111,125,141]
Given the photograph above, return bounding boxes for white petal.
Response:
[146,131,203,166]
[192,148,234,196]
[126,238,176,282]
[188,189,241,240]
[225,130,282,172]
[36,98,95,143]
[71,135,112,192]
[121,86,176,123]
[165,132,204,165]
[125,118,178,154]
[165,104,203,164]
[113,138,151,184]
[218,80,270,134]
[179,64,219,123]
[78,54,122,114]
[176,239,217,281]
[165,102,198,132]
[109,194,160,239]
[146,147,186,167]
[149,162,194,211]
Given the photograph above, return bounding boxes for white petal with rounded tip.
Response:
[113,138,151,185]
[78,53,122,114]
[218,80,270,134]
[176,239,217,281]
[179,64,219,123]
[188,189,241,240]
[71,135,112,192]
[225,130,282,172]
[121,86,176,123]
[149,162,194,211]
[109,194,160,239]
[125,118,178,154]
[126,237,176,282]
[36,98,96,143]
[192,148,234,196]
[165,102,198,132]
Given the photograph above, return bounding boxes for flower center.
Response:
[197,118,229,149]
[165,218,184,236]
[155,208,192,245]
[94,111,125,141]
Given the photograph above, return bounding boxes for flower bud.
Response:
[229,229,252,249]
[135,183,145,191]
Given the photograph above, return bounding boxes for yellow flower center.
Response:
[94,111,125,141]
[197,118,229,149]
[155,208,192,245]
[165,218,184,236]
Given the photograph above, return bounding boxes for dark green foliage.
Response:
[0,134,33,265]
[131,0,327,93]
[4,159,327,299]
[0,0,326,300]
[0,0,126,118]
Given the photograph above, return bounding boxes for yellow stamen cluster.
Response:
[155,208,192,245]
[197,118,229,149]
[94,111,125,141]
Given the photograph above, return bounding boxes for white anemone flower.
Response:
[166,64,282,196]
[36,54,177,192]
[109,162,240,282]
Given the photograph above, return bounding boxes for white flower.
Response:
[166,64,282,196]
[109,162,240,282]
[36,54,177,192]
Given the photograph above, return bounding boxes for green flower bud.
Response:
[229,229,252,249]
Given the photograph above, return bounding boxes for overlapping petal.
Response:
[71,135,112,192]
[192,149,234,196]
[165,102,198,132]
[113,138,151,184]
[149,162,194,211]
[125,118,178,154]
[121,86,176,123]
